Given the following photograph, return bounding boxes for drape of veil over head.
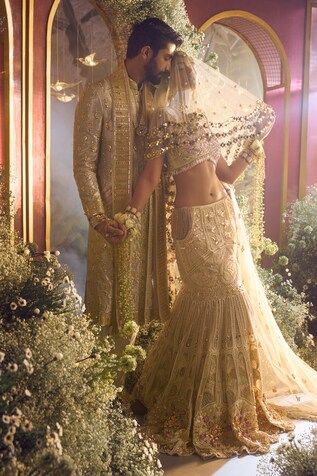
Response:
[139,51,317,420]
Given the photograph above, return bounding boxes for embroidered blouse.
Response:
[144,111,222,177]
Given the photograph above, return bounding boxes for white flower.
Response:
[54,352,63,361]
[10,302,17,310]
[34,308,40,315]
[18,298,27,307]
[55,250,60,256]
[23,248,30,256]
[56,422,63,436]
[47,284,53,291]
[25,389,32,397]
[3,432,14,445]
[34,277,39,283]
[44,250,50,257]
[0,351,5,362]
[94,353,101,360]
[2,414,10,424]
[157,459,162,469]
[25,348,32,358]
[7,363,18,372]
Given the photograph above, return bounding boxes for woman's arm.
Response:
[129,155,165,211]
[215,155,248,184]
[216,139,264,184]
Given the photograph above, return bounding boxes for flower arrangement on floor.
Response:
[257,425,317,475]
[258,267,316,369]
[274,186,317,318]
[0,190,163,475]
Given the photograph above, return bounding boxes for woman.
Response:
[118,51,317,459]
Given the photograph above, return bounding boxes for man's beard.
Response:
[145,59,168,85]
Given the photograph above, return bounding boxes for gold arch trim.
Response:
[21,0,34,243]
[2,0,14,232]
[299,0,317,199]
[45,0,61,251]
[199,10,291,244]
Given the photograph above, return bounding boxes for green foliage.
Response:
[275,186,317,316]
[0,184,163,475]
[258,267,316,368]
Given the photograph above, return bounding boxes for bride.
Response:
[118,51,317,459]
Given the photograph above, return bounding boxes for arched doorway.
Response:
[46,0,117,294]
[200,11,291,243]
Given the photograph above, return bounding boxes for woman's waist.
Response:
[174,172,229,208]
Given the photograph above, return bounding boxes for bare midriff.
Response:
[173,160,227,208]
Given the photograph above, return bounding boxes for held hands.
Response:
[95,218,128,245]
[114,208,141,242]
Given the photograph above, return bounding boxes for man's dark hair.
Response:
[126,17,183,59]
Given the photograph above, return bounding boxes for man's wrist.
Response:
[89,213,109,229]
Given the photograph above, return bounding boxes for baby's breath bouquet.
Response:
[275,186,317,316]
[258,267,316,368]
[0,179,163,475]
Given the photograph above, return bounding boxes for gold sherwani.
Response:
[73,62,170,333]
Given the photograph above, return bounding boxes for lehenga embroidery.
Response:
[130,196,295,459]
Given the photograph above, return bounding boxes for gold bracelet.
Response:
[239,139,263,165]
[89,213,109,229]
[125,205,142,219]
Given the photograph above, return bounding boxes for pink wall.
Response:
[186,0,307,243]
[306,6,317,187]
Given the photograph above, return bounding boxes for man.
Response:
[73,18,182,335]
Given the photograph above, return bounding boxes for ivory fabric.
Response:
[129,194,317,459]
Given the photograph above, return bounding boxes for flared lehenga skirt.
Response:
[129,194,296,459]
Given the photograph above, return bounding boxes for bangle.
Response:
[239,139,263,165]
[89,213,109,229]
[125,205,141,219]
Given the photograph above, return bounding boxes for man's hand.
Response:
[95,219,128,244]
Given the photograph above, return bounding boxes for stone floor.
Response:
[159,420,316,476]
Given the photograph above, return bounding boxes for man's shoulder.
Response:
[85,77,112,96]
[79,77,113,109]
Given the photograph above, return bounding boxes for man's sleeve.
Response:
[73,82,106,220]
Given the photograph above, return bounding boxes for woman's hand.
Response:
[95,218,128,245]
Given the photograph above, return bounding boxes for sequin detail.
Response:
[144,112,222,177]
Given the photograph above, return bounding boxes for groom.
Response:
[73,18,182,334]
